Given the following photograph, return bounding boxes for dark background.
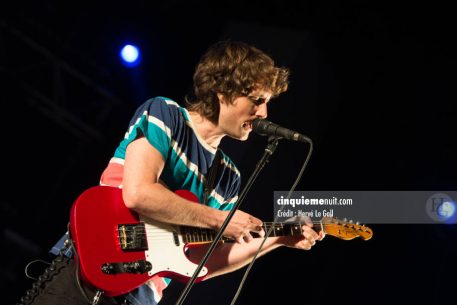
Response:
[2,1,456,304]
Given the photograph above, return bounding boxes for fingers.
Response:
[297,239,313,250]
[254,225,265,238]
[301,225,319,243]
[235,232,254,244]
[225,211,264,243]
[298,225,326,248]
[235,235,245,244]
[249,215,262,229]
[247,216,265,239]
[302,215,313,227]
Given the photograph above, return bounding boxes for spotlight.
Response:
[437,201,456,219]
[120,44,141,67]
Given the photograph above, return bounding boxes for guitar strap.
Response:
[203,148,222,205]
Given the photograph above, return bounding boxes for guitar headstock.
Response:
[320,217,373,240]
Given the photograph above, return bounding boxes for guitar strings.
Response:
[115,221,368,245]
[117,222,332,233]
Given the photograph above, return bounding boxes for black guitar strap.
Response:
[203,148,222,205]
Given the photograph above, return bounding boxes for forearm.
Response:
[123,182,223,230]
[188,237,284,279]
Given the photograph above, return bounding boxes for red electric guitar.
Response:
[69,186,373,296]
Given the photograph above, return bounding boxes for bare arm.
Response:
[188,224,325,279]
[122,137,263,242]
[124,137,324,278]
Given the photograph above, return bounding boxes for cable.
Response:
[16,249,68,305]
[66,223,96,305]
[17,223,96,305]
[229,138,313,305]
[24,259,51,281]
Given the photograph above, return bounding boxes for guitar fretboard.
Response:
[180,222,323,243]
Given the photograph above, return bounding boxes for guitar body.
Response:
[69,186,373,296]
[69,186,208,297]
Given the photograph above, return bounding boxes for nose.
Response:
[255,103,268,119]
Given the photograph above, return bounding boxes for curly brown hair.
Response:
[185,40,289,123]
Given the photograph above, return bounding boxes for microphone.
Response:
[252,119,311,143]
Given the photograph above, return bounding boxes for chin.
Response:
[239,133,250,141]
[227,132,250,141]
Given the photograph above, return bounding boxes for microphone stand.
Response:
[175,136,281,305]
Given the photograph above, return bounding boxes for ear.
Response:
[217,93,225,104]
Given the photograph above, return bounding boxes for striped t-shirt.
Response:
[100,96,241,303]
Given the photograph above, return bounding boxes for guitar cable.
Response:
[16,232,71,305]
[229,138,314,305]
[16,223,105,305]
[66,223,106,305]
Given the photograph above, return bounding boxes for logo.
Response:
[425,193,456,223]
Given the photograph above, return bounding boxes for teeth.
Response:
[242,121,252,129]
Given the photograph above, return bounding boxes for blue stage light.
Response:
[120,44,141,67]
[437,201,456,219]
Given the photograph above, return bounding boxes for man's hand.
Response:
[219,210,265,244]
[279,221,325,250]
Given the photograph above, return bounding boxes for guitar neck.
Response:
[179,221,323,243]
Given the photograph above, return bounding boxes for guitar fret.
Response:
[206,229,213,242]
[180,219,372,243]
[200,229,204,242]
[200,228,205,242]
[182,226,215,243]
[193,228,198,242]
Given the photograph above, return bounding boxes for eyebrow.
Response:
[247,95,269,105]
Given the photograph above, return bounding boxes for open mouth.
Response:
[242,121,253,130]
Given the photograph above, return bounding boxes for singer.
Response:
[19,40,324,305]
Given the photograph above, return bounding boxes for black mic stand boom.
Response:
[175,136,280,305]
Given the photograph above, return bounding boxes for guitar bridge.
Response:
[118,224,148,251]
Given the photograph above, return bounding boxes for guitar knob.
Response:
[356,221,360,225]
[349,219,353,224]
[343,218,347,222]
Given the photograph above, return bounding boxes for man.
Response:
[19,40,323,305]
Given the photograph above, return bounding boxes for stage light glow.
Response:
[120,44,141,67]
[437,201,456,219]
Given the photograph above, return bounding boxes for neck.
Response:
[180,221,324,243]
[188,111,225,149]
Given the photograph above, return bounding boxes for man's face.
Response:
[218,89,272,141]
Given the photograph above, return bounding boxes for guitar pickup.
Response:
[101,259,152,275]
